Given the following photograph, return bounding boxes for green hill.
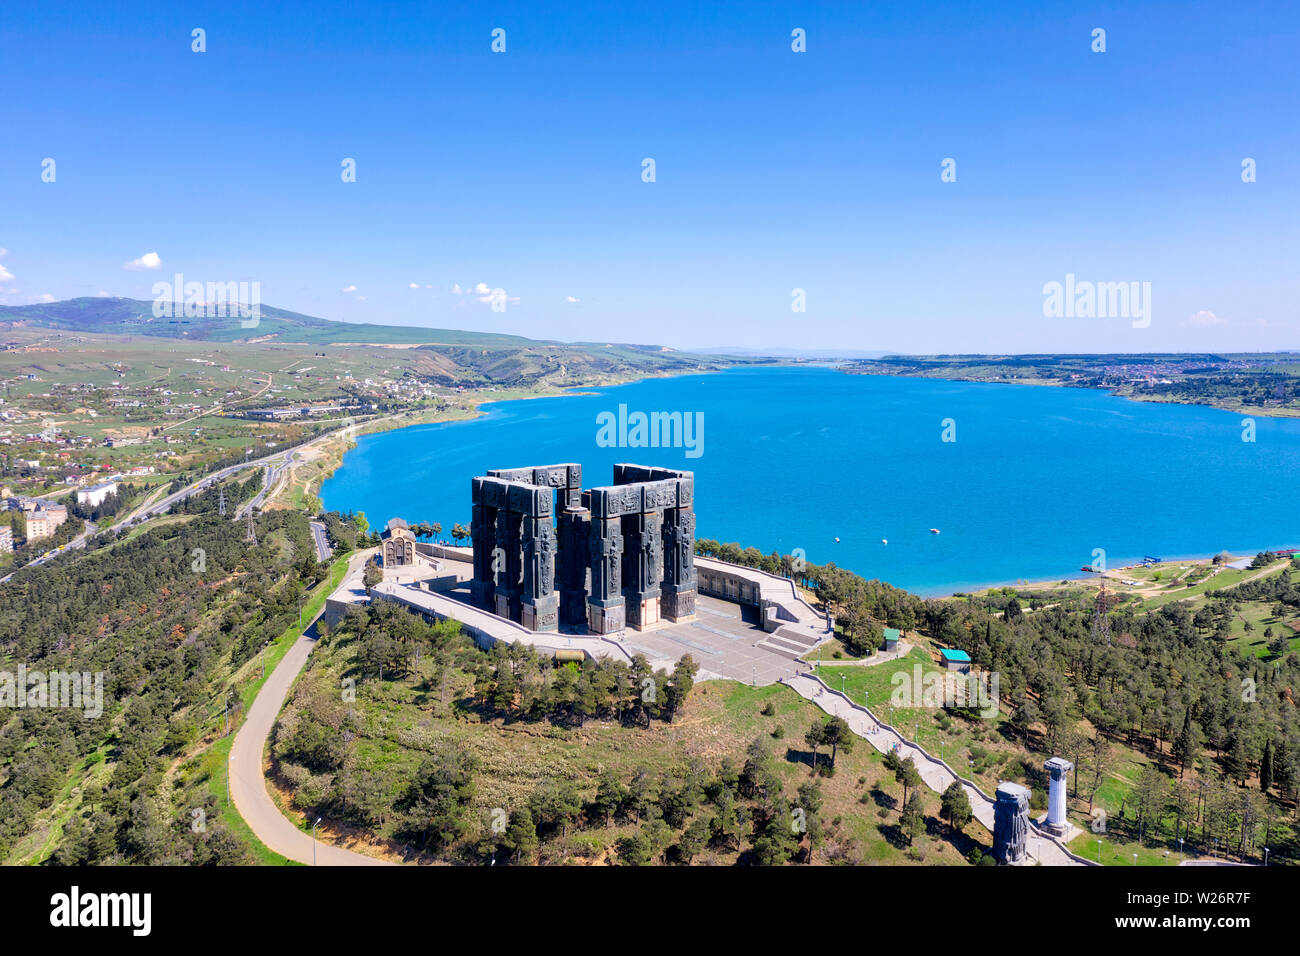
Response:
[0,297,752,387]
[0,296,541,347]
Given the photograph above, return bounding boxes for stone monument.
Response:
[992,781,1031,865]
[469,462,697,634]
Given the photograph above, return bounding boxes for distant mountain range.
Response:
[696,345,895,360]
[0,297,765,386]
[0,296,550,347]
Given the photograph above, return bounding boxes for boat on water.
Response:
[929,528,940,534]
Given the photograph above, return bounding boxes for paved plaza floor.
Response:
[392,549,830,684]
[613,594,816,683]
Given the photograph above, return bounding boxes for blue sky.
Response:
[1,0,1296,352]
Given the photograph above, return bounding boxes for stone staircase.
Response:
[756,626,820,660]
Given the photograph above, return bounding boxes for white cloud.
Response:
[341,284,357,293]
[0,265,13,282]
[475,286,518,307]
[94,290,111,297]
[451,281,518,306]
[1189,310,1225,327]
[355,295,367,301]
[565,296,580,303]
[408,282,420,289]
[33,293,56,303]
[0,248,8,257]
[124,251,162,271]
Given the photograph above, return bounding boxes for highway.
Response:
[308,519,332,561]
[0,519,98,584]
[2,416,366,583]
[119,420,354,528]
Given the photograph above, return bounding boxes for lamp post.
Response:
[1178,837,1184,862]
[1264,846,1270,866]
[1097,839,1102,864]
[312,817,322,866]
[1132,852,1137,866]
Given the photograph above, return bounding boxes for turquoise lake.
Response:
[320,366,1300,596]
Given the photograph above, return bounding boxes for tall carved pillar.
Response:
[470,499,497,609]
[623,508,663,630]
[520,512,559,632]
[661,503,697,621]
[493,506,523,622]
[587,513,625,634]
[558,507,591,629]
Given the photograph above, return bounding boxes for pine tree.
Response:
[1172,710,1197,779]
[1224,732,1249,786]
[901,789,925,846]
[941,780,973,832]
[804,721,825,773]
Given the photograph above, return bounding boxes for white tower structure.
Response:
[1044,756,1073,836]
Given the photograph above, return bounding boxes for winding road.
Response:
[228,551,393,866]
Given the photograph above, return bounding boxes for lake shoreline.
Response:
[836,363,1300,420]
[322,366,1300,599]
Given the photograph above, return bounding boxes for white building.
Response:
[76,481,119,508]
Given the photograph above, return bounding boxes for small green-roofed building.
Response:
[882,627,901,652]
[939,647,971,673]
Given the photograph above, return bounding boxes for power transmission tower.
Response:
[245,507,257,545]
[1091,581,1115,644]
[218,487,226,517]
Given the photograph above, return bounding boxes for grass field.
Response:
[812,649,1025,797]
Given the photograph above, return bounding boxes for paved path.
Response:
[783,673,1084,866]
[229,553,393,866]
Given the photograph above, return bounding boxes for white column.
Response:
[1045,756,1072,828]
